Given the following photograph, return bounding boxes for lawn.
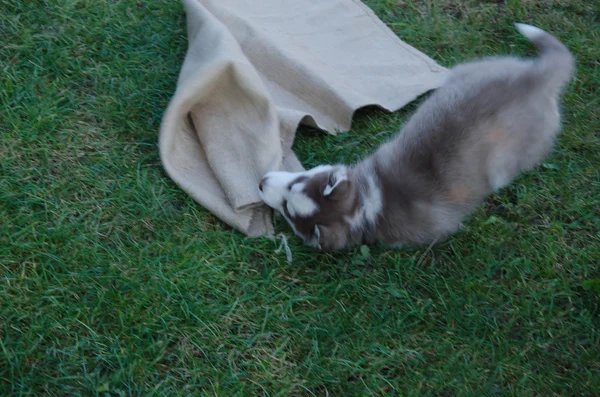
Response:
[1,0,599,395]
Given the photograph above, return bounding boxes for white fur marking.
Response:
[323,177,346,196]
[304,165,334,177]
[287,192,318,217]
[258,166,335,211]
[323,168,348,196]
[515,23,545,39]
[489,167,511,191]
[323,185,334,196]
[259,171,300,210]
[291,182,305,193]
[363,175,382,223]
[312,225,322,249]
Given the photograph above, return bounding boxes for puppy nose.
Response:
[258,177,267,192]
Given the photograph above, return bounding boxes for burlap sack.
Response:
[159,0,446,236]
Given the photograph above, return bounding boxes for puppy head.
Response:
[258,165,360,250]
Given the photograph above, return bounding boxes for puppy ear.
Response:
[314,224,348,251]
[323,168,350,198]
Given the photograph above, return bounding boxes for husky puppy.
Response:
[258,23,574,251]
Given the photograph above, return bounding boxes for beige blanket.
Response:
[159,0,446,237]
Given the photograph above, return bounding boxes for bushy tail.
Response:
[515,23,575,92]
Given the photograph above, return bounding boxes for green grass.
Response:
[1,0,599,395]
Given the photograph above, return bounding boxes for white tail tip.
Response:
[515,23,546,39]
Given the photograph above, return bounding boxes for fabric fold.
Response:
[159,0,447,237]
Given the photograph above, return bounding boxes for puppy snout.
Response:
[258,176,268,192]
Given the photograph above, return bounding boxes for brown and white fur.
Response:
[258,23,575,251]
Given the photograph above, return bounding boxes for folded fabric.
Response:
[159,0,446,237]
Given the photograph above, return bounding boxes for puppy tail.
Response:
[515,23,575,92]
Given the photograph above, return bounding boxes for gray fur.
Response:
[259,23,575,251]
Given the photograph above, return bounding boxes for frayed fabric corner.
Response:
[159,0,446,237]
